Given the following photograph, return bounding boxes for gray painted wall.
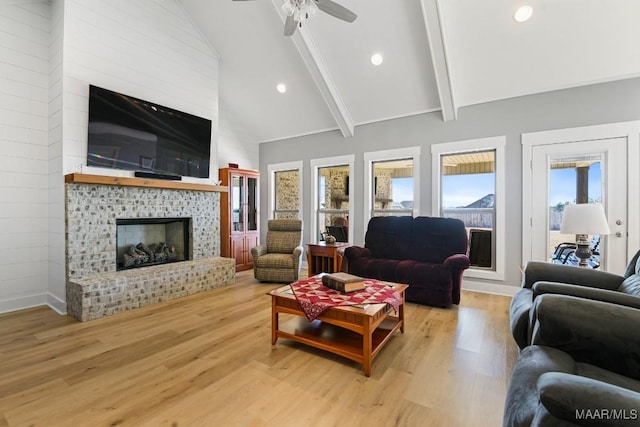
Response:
[258,77,640,290]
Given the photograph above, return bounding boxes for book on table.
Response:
[322,272,366,293]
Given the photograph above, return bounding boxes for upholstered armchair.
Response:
[510,250,640,349]
[251,219,303,283]
[504,294,640,426]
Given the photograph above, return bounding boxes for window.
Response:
[273,169,300,219]
[363,147,420,228]
[317,165,350,242]
[432,137,505,280]
[440,150,496,269]
[371,159,414,217]
[268,161,302,220]
[311,155,354,243]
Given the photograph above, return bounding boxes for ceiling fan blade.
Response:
[284,14,299,36]
[316,0,357,23]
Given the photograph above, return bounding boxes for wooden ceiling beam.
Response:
[271,0,355,138]
[420,0,457,121]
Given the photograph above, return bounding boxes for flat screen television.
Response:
[87,85,211,178]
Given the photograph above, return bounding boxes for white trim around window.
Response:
[267,161,303,220]
[363,147,421,227]
[310,155,355,244]
[431,136,506,281]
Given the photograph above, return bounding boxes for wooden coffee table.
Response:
[268,280,407,376]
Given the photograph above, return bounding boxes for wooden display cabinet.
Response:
[220,167,259,271]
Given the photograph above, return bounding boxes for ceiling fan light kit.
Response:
[233,0,357,36]
[282,0,318,24]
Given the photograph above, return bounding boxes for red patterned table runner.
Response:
[289,276,402,321]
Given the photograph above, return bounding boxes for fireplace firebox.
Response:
[116,217,190,270]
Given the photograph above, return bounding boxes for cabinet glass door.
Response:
[247,176,258,232]
[232,175,244,232]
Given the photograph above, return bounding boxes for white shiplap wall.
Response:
[0,0,219,314]
[0,2,51,312]
[62,0,220,177]
[48,0,65,312]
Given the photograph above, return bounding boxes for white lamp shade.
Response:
[560,203,611,235]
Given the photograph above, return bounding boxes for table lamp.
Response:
[560,203,611,267]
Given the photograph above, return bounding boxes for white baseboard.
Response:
[462,279,519,297]
[0,292,67,316]
[0,293,48,315]
[47,293,67,315]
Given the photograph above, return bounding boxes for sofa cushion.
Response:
[364,216,413,260]
[408,217,468,264]
[537,372,640,426]
[503,346,577,427]
[618,274,640,297]
[348,257,401,280]
[623,250,640,278]
[397,260,455,306]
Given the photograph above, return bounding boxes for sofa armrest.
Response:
[293,245,303,270]
[531,294,640,378]
[510,288,534,349]
[443,254,470,270]
[533,281,640,309]
[537,372,640,426]
[344,246,371,263]
[522,261,623,290]
[251,245,268,259]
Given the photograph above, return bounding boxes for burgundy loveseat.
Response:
[345,216,470,307]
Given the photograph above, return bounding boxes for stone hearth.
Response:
[64,174,233,321]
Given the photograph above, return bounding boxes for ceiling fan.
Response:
[233,0,357,36]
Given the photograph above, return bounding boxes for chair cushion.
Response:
[255,253,296,269]
[267,230,301,253]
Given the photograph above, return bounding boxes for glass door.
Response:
[232,175,244,232]
[247,176,258,232]
[531,138,627,272]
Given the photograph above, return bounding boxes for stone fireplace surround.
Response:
[65,174,235,321]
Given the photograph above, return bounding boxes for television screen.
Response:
[87,85,211,178]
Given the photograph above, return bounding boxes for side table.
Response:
[306,242,350,276]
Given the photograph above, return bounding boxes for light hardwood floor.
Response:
[0,270,519,427]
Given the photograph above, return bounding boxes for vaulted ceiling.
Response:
[178,0,640,143]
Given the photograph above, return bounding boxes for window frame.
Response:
[431,136,506,281]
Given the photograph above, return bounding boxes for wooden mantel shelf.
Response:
[65,173,228,193]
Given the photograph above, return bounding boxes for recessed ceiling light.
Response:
[276,83,287,94]
[370,53,383,66]
[514,5,533,23]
